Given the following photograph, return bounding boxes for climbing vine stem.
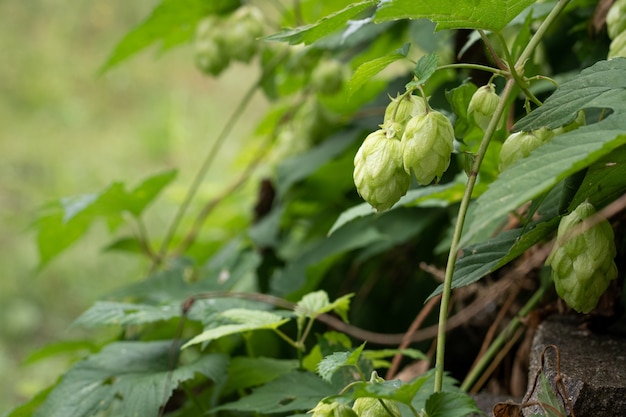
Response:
[433,0,570,392]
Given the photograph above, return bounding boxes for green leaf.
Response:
[34,341,228,417]
[214,370,338,413]
[317,344,366,382]
[469,59,626,242]
[6,384,56,417]
[265,1,376,45]
[125,169,177,216]
[538,372,567,417]
[276,128,360,196]
[295,291,354,322]
[349,43,410,95]
[424,391,483,417]
[182,309,290,349]
[431,217,560,296]
[361,348,427,368]
[406,53,439,89]
[73,301,182,328]
[329,181,463,235]
[34,170,176,266]
[24,340,99,365]
[515,58,626,131]
[222,357,299,394]
[99,0,239,73]
[375,0,536,32]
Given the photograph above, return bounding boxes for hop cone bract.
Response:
[467,83,499,131]
[401,111,454,185]
[498,127,554,172]
[310,401,358,417]
[354,129,410,211]
[545,201,618,313]
[352,398,401,417]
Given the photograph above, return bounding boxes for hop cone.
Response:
[383,93,427,128]
[401,111,454,185]
[352,398,401,417]
[467,83,500,131]
[354,129,410,212]
[545,201,618,313]
[310,401,358,417]
[498,127,554,172]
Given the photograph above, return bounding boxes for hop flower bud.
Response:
[194,17,229,76]
[609,30,626,59]
[352,398,401,417]
[545,201,618,313]
[607,0,626,40]
[311,59,347,96]
[401,111,455,185]
[354,129,410,212]
[223,5,265,63]
[467,83,500,131]
[310,401,358,417]
[383,94,427,131]
[498,127,554,172]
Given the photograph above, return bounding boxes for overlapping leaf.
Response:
[374,0,536,32]
[34,341,228,417]
[99,0,240,73]
[467,59,626,244]
[35,170,176,266]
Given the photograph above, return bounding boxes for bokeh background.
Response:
[0,0,265,410]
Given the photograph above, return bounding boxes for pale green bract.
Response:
[352,397,401,417]
[467,83,499,131]
[545,201,618,313]
[310,401,358,417]
[354,129,410,211]
[401,111,454,185]
[498,127,554,172]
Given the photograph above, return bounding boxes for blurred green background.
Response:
[0,0,265,410]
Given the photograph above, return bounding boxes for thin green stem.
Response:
[434,78,517,392]
[495,32,543,107]
[517,0,571,67]
[437,63,506,76]
[478,30,507,70]
[154,81,258,269]
[460,280,549,392]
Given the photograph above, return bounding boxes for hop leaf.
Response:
[498,127,554,172]
[353,130,410,212]
[401,111,454,185]
[467,83,499,131]
[545,201,618,313]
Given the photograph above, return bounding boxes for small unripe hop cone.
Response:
[498,127,554,172]
[545,201,618,313]
[309,401,358,417]
[467,83,500,131]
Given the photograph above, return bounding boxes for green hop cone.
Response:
[607,0,626,40]
[194,17,229,76]
[354,129,410,212]
[401,111,454,185]
[223,5,265,63]
[467,83,500,131]
[383,93,427,128]
[311,59,347,96]
[498,127,554,172]
[545,201,618,313]
[310,401,358,417]
[609,30,626,59]
[352,398,401,417]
